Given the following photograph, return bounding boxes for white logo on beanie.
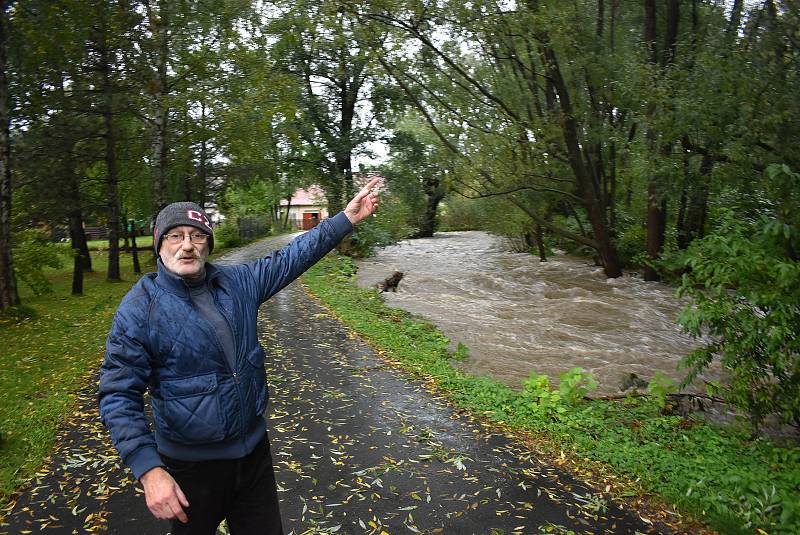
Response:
[187,210,212,231]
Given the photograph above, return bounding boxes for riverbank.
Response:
[303,253,800,534]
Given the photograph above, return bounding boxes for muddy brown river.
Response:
[355,231,716,396]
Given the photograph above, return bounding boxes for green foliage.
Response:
[214,222,242,249]
[558,367,599,405]
[516,368,598,422]
[348,192,415,258]
[613,223,646,268]
[439,195,512,233]
[677,175,800,427]
[452,342,470,361]
[303,254,800,534]
[12,230,66,295]
[647,372,676,410]
[220,180,279,222]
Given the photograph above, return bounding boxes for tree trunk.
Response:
[130,228,141,274]
[0,8,19,308]
[198,102,208,207]
[644,0,658,63]
[414,176,444,238]
[282,195,292,229]
[99,22,121,282]
[644,180,667,280]
[327,165,346,216]
[609,0,619,51]
[727,0,743,35]
[535,224,546,261]
[596,0,604,37]
[662,0,680,67]
[417,194,442,238]
[526,225,547,262]
[149,0,170,210]
[68,207,91,275]
[540,43,622,277]
[643,0,679,281]
[677,153,711,249]
[71,254,83,296]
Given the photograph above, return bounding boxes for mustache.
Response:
[173,252,200,260]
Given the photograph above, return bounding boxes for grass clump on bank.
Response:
[302,254,800,535]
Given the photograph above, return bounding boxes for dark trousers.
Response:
[160,435,284,535]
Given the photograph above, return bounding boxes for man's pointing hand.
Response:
[344,177,381,225]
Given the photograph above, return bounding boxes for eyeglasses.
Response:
[164,232,209,245]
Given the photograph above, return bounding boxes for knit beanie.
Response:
[153,202,214,255]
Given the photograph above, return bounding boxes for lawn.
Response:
[0,250,148,505]
[85,235,153,251]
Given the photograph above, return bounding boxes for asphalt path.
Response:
[1,234,673,535]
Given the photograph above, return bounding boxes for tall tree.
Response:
[90,0,125,281]
[270,1,378,214]
[358,0,627,276]
[0,2,19,308]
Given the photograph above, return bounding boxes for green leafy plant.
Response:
[647,372,676,410]
[214,222,241,249]
[677,195,800,428]
[558,367,598,405]
[516,368,597,421]
[12,230,65,295]
[452,342,470,361]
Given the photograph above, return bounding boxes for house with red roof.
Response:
[279,186,328,230]
[279,174,385,230]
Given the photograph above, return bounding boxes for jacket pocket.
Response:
[245,347,267,417]
[158,373,225,444]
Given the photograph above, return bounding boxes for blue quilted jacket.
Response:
[99,212,352,479]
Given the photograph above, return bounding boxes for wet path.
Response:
[1,235,672,534]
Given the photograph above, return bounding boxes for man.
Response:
[99,179,379,534]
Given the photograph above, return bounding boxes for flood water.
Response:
[355,231,715,396]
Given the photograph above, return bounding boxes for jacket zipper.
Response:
[211,292,250,443]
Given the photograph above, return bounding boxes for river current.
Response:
[355,231,715,396]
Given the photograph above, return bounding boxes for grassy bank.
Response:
[302,254,800,535]
[0,252,148,505]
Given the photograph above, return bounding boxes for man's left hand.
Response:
[344,177,381,225]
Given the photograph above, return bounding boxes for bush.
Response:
[677,167,800,428]
[214,222,241,249]
[12,229,65,295]
[614,223,647,268]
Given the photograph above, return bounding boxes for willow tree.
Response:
[355,0,632,276]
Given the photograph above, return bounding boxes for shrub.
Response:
[347,192,415,258]
[677,165,800,428]
[12,229,65,295]
[614,223,647,268]
[214,222,241,249]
